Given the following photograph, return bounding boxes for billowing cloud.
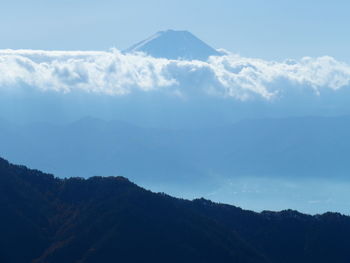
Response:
[0,48,350,101]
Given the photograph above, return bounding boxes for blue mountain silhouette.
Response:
[124,29,222,61]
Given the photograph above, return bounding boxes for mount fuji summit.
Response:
[124,29,223,61]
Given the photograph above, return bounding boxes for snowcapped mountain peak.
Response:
[124,29,222,61]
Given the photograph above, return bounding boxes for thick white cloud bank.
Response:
[0,48,350,101]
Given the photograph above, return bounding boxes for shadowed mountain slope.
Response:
[1,157,350,263]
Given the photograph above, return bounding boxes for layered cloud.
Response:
[0,49,350,101]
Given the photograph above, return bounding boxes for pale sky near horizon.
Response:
[1,0,349,62]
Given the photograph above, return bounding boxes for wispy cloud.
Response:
[0,49,350,101]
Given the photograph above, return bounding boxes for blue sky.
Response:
[1,0,350,62]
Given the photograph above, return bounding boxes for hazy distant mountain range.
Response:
[1,115,349,181]
[1,157,350,263]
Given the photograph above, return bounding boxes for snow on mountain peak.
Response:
[124,30,222,61]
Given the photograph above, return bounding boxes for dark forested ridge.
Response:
[1,157,350,263]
